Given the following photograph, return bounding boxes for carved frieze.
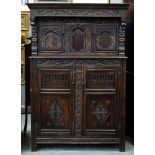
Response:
[30,8,127,21]
[36,59,121,68]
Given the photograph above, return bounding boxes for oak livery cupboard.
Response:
[27,3,129,152]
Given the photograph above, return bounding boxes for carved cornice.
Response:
[27,4,129,21]
[30,9,127,21]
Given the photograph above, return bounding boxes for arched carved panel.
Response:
[94,24,116,52]
[72,27,84,52]
[43,31,61,49]
[39,25,63,52]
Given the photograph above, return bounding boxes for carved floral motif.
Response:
[47,97,65,128]
[31,9,126,20]
[93,102,110,126]
[118,22,126,54]
[74,66,83,136]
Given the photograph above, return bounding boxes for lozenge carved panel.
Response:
[86,95,116,130]
[40,94,71,130]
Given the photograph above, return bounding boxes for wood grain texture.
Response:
[27,3,128,152]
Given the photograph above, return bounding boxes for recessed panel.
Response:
[40,94,71,130]
[94,24,116,52]
[86,95,116,130]
[39,25,63,52]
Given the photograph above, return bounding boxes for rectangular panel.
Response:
[39,24,63,52]
[85,94,117,135]
[40,94,72,135]
[40,69,71,89]
[86,69,116,89]
[64,23,93,53]
[94,24,117,52]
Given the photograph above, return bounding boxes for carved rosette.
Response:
[74,66,83,136]
[31,20,38,55]
[118,22,126,55]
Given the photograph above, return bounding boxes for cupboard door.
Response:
[38,67,73,136]
[84,67,118,136]
[93,24,117,55]
[38,22,63,53]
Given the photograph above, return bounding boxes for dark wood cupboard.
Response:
[27,3,129,152]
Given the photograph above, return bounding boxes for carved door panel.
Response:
[64,23,93,53]
[38,67,73,136]
[93,24,117,54]
[38,22,63,53]
[83,67,118,136]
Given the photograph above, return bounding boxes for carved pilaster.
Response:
[118,21,126,56]
[31,20,38,55]
[74,66,83,136]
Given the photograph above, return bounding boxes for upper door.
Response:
[93,24,117,53]
[83,66,118,136]
[38,17,119,56]
[37,66,74,137]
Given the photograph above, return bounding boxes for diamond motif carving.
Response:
[93,102,110,126]
[48,99,64,128]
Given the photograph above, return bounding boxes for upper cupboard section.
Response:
[38,18,120,55]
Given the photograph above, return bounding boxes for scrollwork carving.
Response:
[74,66,83,136]
[31,9,124,19]
[118,22,126,55]
[36,59,120,68]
